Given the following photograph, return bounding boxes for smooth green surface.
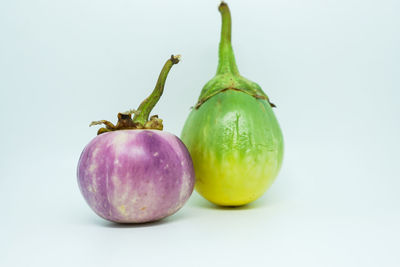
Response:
[181,91,283,205]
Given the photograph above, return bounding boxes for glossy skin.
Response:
[181,3,283,206]
[182,91,283,206]
[77,130,195,223]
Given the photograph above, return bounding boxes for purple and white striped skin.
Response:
[77,130,195,223]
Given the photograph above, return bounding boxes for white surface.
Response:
[1,0,399,266]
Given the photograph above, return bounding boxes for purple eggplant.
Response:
[77,55,195,223]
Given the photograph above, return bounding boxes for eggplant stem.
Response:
[217,2,239,75]
[89,55,179,135]
[132,55,181,126]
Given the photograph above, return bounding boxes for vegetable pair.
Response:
[77,2,283,223]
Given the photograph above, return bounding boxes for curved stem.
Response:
[132,55,180,126]
[216,2,239,75]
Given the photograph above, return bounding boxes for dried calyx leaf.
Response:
[90,111,163,135]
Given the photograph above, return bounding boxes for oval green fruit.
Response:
[181,2,284,206]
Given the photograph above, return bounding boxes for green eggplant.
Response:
[181,2,284,206]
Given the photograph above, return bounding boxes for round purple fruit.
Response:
[77,130,194,223]
[77,55,195,223]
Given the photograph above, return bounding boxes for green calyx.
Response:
[195,2,275,109]
[90,55,181,135]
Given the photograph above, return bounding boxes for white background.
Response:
[1,0,399,266]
